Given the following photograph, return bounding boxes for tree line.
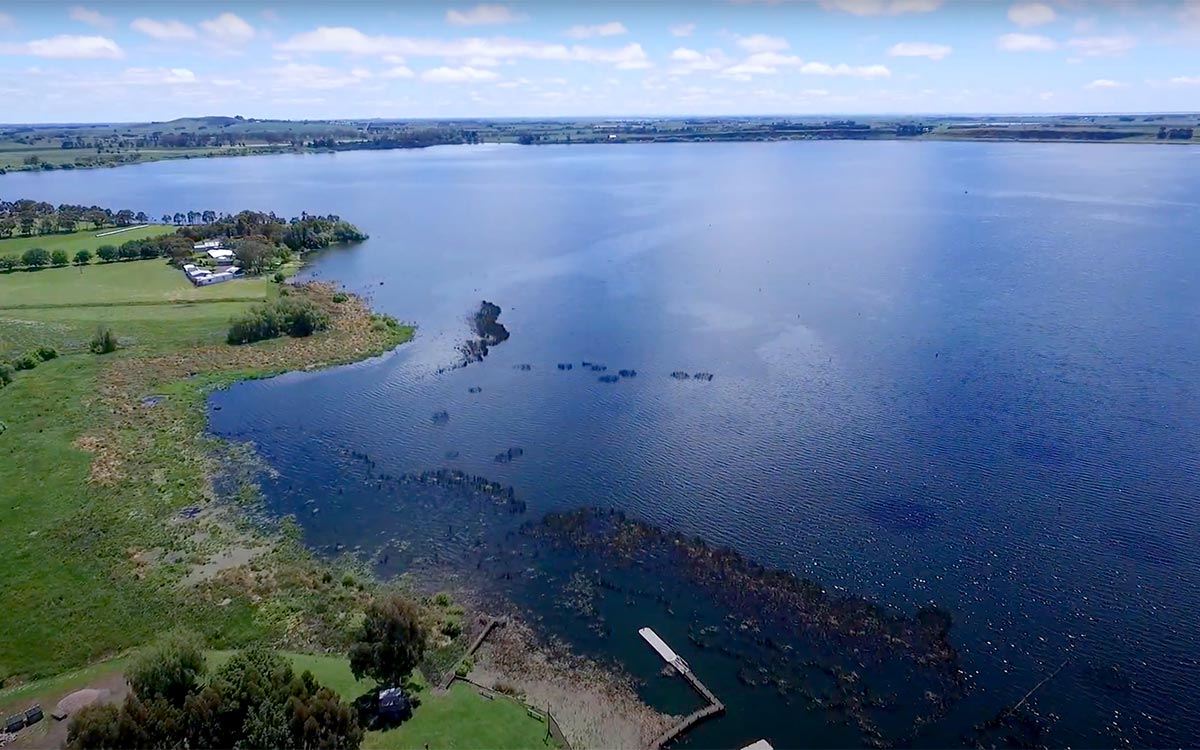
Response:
[0,200,149,238]
[1,207,369,274]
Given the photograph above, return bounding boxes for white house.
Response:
[206,248,235,263]
[193,239,224,251]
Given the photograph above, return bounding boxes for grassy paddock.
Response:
[0,256,412,683]
[0,259,268,309]
[0,225,173,256]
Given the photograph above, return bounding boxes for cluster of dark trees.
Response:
[1157,127,1194,140]
[1,207,368,274]
[227,295,331,345]
[66,640,361,750]
[67,594,428,749]
[0,200,148,238]
[178,210,368,253]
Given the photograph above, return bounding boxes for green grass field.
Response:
[0,259,267,311]
[0,225,173,256]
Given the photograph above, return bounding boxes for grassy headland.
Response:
[0,251,411,683]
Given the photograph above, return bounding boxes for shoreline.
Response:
[1,130,1195,176]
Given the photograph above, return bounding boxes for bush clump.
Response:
[332,292,349,303]
[90,327,119,354]
[0,363,13,387]
[12,354,38,371]
[227,296,330,345]
[34,346,57,362]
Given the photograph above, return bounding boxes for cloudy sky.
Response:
[1,1,1199,122]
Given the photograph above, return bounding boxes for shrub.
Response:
[332,292,348,303]
[90,327,118,354]
[12,354,38,371]
[21,247,50,268]
[455,656,474,678]
[273,271,285,283]
[0,256,17,272]
[73,249,92,265]
[34,346,57,361]
[0,363,13,387]
[50,249,70,266]
[440,619,462,639]
[227,297,330,345]
[96,245,118,262]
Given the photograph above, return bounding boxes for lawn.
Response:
[0,225,174,256]
[219,652,557,750]
[0,259,269,309]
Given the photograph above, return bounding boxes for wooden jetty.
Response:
[638,627,726,749]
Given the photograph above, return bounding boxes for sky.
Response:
[1,1,1199,122]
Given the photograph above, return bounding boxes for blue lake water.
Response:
[5,141,1199,747]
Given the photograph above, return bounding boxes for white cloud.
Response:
[996,33,1058,51]
[199,13,256,44]
[1007,3,1056,28]
[736,34,789,53]
[669,22,696,37]
[1085,78,1125,89]
[821,0,941,16]
[0,35,124,59]
[565,22,628,39]
[887,41,952,60]
[721,51,889,79]
[269,63,372,89]
[668,47,729,75]
[69,6,113,30]
[1039,90,1054,100]
[131,18,196,41]
[122,67,197,85]
[275,27,650,69]
[801,61,891,78]
[0,12,13,30]
[381,65,415,78]
[1170,75,1200,85]
[421,65,500,82]
[1067,35,1136,57]
[446,5,522,26]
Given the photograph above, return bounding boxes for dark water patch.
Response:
[141,396,164,407]
[670,371,691,380]
[467,386,482,394]
[618,369,637,378]
[513,363,532,371]
[494,447,524,464]
[865,495,944,532]
[557,363,574,370]
[589,364,607,372]
[485,509,967,748]
[430,410,450,425]
[693,372,714,382]
[598,374,620,383]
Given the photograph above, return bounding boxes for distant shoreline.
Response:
[1,113,1194,175]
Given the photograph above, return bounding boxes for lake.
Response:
[6,141,1199,747]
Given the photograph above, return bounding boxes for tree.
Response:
[51,249,70,266]
[96,245,118,262]
[21,247,50,268]
[115,209,136,227]
[135,211,149,224]
[38,216,56,235]
[19,214,36,235]
[161,214,172,225]
[0,255,17,271]
[85,210,107,229]
[349,594,427,688]
[126,635,206,706]
[234,239,274,274]
[74,249,92,265]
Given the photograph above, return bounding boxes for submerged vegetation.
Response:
[457,300,511,366]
